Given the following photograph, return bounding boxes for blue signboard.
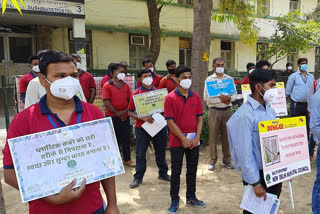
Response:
[206,78,236,97]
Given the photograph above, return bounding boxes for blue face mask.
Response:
[300,64,308,71]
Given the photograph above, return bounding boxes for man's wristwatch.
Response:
[252,180,261,187]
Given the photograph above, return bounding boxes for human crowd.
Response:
[2,49,320,214]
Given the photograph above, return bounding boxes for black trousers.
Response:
[290,101,309,139]
[111,116,131,162]
[170,146,199,201]
[243,170,282,214]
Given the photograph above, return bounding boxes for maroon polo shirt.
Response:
[164,88,203,147]
[19,71,37,93]
[79,71,96,102]
[2,95,104,214]
[100,75,111,88]
[158,75,178,93]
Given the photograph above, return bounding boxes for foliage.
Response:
[264,10,320,68]
[200,110,209,145]
[2,0,25,15]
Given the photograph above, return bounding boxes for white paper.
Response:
[142,113,167,137]
[240,185,280,214]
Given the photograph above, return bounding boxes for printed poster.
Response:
[206,78,237,97]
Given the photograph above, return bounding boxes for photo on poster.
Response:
[262,135,280,166]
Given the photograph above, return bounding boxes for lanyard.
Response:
[47,113,81,129]
[299,73,308,84]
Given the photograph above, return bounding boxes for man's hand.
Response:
[105,205,120,214]
[43,179,86,205]
[219,95,231,105]
[118,110,128,122]
[253,185,266,200]
[190,138,199,149]
[181,137,192,149]
[141,116,154,124]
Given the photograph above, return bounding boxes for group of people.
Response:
[3,49,320,214]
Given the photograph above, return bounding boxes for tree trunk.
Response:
[146,0,162,65]
[191,0,213,102]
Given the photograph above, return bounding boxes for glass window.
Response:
[69,30,93,69]
[0,37,4,61]
[257,0,270,16]
[256,43,269,62]
[129,34,149,70]
[221,41,234,69]
[179,38,192,67]
[9,37,32,63]
[290,0,298,12]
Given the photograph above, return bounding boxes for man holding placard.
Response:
[204,57,237,171]
[3,50,120,214]
[227,69,282,214]
[128,68,170,188]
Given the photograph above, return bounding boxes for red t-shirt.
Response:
[164,88,203,147]
[158,75,178,93]
[19,72,37,93]
[128,86,156,128]
[137,72,162,89]
[79,71,96,102]
[2,96,104,214]
[242,76,249,84]
[102,80,132,117]
[100,75,112,88]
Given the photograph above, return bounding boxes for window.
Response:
[256,43,269,61]
[257,0,270,16]
[0,37,4,61]
[220,0,230,12]
[179,38,192,67]
[290,0,298,12]
[178,0,193,5]
[220,41,234,69]
[9,37,33,63]
[129,34,149,70]
[69,30,93,69]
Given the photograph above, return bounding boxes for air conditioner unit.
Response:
[130,35,144,46]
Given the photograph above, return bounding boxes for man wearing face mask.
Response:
[71,54,96,104]
[159,60,179,93]
[204,58,237,171]
[242,63,255,84]
[283,62,294,77]
[19,55,40,104]
[165,66,206,213]
[136,58,162,89]
[227,69,282,214]
[102,63,135,168]
[128,68,170,188]
[120,61,136,92]
[3,50,120,214]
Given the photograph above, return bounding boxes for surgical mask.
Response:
[300,64,308,71]
[180,79,192,89]
[259,85,278,103]
[149,67,154,72]
[216,67,224,74]
[46,76,80,100]
[287,66,293,70]
[168,69,176,74]
[32,65,40,73]
[76,62,82,70]
[142,77,153,86]
[117,73,125,81]
[248,69,254,74]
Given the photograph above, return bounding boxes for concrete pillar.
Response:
[72,19,86,70]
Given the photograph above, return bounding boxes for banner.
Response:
[258,116,310,187]
[9,118,124,203]
[205,78,237,97]
[132,88,168,118]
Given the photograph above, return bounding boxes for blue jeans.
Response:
[312,145,320,214]
[134,127,168,180]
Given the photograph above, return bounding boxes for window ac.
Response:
[130,36,144,46]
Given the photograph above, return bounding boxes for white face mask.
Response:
[287,66,293,70]
[76,62,82,70]
[260,85,278,103]
[248,69,254,74]
[142,77,153,86]
[32,65,40,73]
[117,73,125,81]
[149,67,154,72]
[180,79,192,89]
[46,76,80,100]
[216,67,224,74]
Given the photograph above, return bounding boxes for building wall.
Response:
[234,42,256,72]
[156,37,179,69]
[52,28,69,53]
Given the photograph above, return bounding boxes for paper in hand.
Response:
[142,113,167,137]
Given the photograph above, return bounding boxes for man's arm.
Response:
[88,88,96,104]
[101,177,120,214]
[4,169,19,189]
[104,100,119,115]
[25,80,39,108]
[310,92,320,140]
[285,74,294,97]
[190,116,203,149]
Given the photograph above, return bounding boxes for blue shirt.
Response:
[310,89,320,142]
[285,71,314,102]
[226,95,276,184]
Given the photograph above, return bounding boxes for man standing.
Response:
[283,62,294,77]
[101,63,115,88]
[255,60,271,70]
[19,55,39,103]
[227,69,282,214]
[3,50,120,214]
[204,58,236,171]
[136,58,162,88]
[71,54,96,104]
[159,60,178,93]
[128,68,170,188]
[165,66,206,214]
[120,61,136,92]
[102,63,135,167]
[242,62,255,84]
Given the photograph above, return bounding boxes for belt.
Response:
[210,106,231,111]
[290,99,307,105]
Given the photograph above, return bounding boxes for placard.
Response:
[132,88,168,118]
[258,116,311,187]
[9,118,124,203]
[241,84,252,103]
[205,78,236,97]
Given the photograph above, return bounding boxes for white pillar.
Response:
[72,18,86,70]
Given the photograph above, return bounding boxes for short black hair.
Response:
[107,63,115,77]
[38,50,75,76]
[249,68,276,93]
[109,63,124,76]
[246,62,255,70]
[28,55,38,64]
[286,62,293,67]
[70,53,81,62]
[166,59,176,68]
[298,58,308,64]
[256,60,271,69]
[142,58,153,66]
[175,65,192,78]
[212,57,224,65]
[138,67,152,78]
